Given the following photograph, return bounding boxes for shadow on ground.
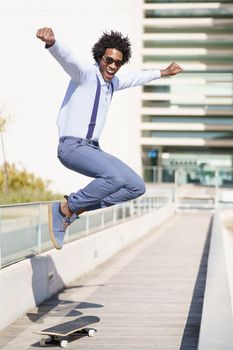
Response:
[180,217,212,350]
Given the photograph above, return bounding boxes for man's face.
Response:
[99,48,123,82]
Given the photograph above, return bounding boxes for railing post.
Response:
[130,201,135,217]
[0,207,2,270]
[122,204,126,219]
[37,204,42,254]
[153,197,156,209]
[113,207,117,225]
[101,211,105,230]
[86,213,89,235]
[174,169,179,211]
[137,198,141,216]
[214,169,219,209]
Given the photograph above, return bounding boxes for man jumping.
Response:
[36,27,182,250]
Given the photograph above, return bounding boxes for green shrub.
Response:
[0,163,62,204]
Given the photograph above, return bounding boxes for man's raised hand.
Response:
[36,27,55,47]
[161,62,183,77]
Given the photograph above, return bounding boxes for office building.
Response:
[141,0,233,185]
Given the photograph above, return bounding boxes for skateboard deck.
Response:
[36,315,100,348]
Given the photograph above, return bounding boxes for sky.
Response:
[0,0,142,194]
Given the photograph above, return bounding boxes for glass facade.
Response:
[141,0,233,184]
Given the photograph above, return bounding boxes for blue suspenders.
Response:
[86,74,114,140]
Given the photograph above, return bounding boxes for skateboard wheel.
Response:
[40,339,47,347]
[60,340,69,348]
[88,329,96,337]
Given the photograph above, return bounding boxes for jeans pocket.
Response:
[57,138,82,160]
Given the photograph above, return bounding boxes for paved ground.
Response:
[0,212,212,350]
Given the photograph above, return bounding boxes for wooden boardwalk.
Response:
[0,212,212,350]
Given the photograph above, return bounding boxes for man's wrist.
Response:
[160,69,169,77]
[45,40,55,49]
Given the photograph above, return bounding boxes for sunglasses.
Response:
[102,56,123,68]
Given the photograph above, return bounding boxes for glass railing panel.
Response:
[103,208,115,229]
[40,204,53,252]
[88,211,103,234]
[125,204,131,218]
[67,214,87,242]
[1,204,40,267]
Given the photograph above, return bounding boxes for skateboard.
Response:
[35,315,100,348]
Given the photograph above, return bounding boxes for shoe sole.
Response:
[48,204,62,250]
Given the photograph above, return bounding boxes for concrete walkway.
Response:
[0,212,212,350]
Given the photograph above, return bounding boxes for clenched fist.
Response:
[36,27,55,47]
[161,62,183,77]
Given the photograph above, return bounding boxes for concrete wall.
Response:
[0,203,174,331]
[221,211,233,318]
[198,211,233,350]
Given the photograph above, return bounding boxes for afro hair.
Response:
[92,30,132,65]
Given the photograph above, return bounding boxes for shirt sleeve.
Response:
[47,40,92,83]
[113,69,161,91]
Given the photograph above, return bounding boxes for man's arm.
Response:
[114,61,182,91]
[36,27,90,83]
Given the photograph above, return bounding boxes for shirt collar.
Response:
[95,63,113,88]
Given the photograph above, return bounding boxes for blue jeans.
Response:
[58,136,146,212]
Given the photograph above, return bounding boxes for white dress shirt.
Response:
[48,41,161,140]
